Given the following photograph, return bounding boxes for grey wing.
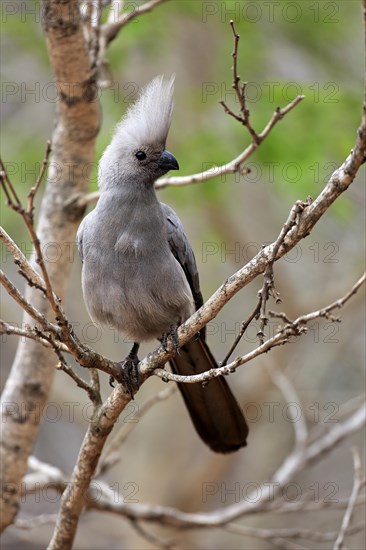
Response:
[161,202,204,313]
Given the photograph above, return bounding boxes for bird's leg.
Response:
[110,342,140,398]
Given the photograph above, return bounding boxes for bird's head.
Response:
[99,75,179,191]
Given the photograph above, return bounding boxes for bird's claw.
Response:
[161,324,180,355]
[110,356,140,399]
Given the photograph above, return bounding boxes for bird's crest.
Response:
[114,75,175,148]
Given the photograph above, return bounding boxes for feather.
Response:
[113,75,175,149]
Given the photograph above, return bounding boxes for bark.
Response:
[0,0,100,531]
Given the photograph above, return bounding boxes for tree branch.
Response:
[0,0,101,530]
[101,0,171,46]
[333,447,364,549]
[83,404,366,528]
[147,271,365,385]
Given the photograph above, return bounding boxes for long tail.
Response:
[170,337,248,453]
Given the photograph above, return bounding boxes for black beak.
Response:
[158,150,179,171]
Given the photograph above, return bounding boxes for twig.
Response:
[27,140,51,221]
[219,20,260,143]
[267,364,308,448]
[19,408,365,538]
[15,514,58,529]
[254,494,366,515]
[225,521,366,543]
[0,148,64,322]
[151,274,365,385]
[1,167,122,382]
[56,361,100,405]
[101,0,171,46]
[333,447,364,549]
[0,321,68,352]
[221,301,260,365]
[1,226,54,296]
[129,519,176,550]
[269,273,366,326]
[78,93,304,206]
[83,404,366,528]
[257,199,308,344]
[0,270,58,334]
[158,94,304,189]
[0,157,21,206]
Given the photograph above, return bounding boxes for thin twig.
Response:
[221,302,260,365]
[0,148,63,321]
[102,0,170,46]
[56,361,100,404]
[225,521,366,544]
[152,274,365,385]
[219,20,260,142]
[15,514,58,529]
[129,519,176,550]
[258,199,309,343]
[333,447,364,549]
[0,270,58,334]
[0,157,21,206]
[27,140,51,221]
[78,93,305,206]
[0,321,68,352]
[83,404,366,528]
[267,364,308,447]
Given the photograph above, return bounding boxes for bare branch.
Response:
[128,519,176,550]
[333,447,364,549]
[1,197,122,383]
[159,95,305,189]
[0,157,21,206]
[0,321,69,352]
[0,226,49,294]
[225,521,366,544]
[270,273,366,326]
[85,404,365,528]
[219,20,260,143]
[19,403,364,541]
[0,151,64,321]
[0,269,58,334]
[55,361,100,405]
[26,140,52,221]
[102,0,171,46]
[151,274,365,385]
[221,301,260,366]
[267,364,308,448]
[15,514,58,530]
[25,456,67,492]
[257,200,305,344]
[76,92,304,208]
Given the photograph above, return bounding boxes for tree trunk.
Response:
[0,0,100,531]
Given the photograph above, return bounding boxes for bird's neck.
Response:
[99,179,158,207]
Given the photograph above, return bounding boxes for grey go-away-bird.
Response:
[77,76,249,453]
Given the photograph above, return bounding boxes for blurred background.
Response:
[1,1,365,548]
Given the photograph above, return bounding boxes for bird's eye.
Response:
[135,151,147,161]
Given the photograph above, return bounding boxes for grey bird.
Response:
[77,76,248,453]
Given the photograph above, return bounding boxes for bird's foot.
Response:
[161,323,180,355]
[110,343,140,399]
